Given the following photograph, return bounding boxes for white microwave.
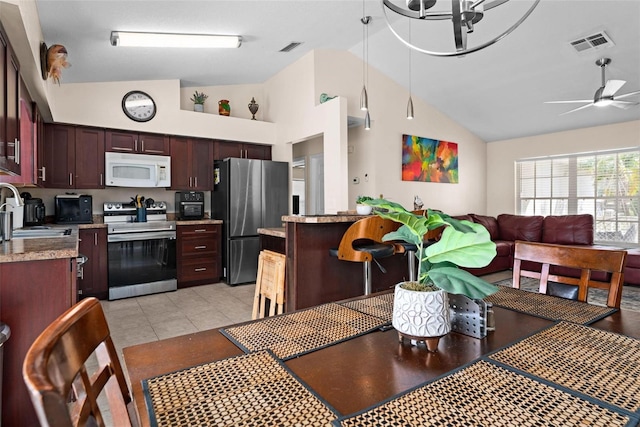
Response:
[105,152,171,187]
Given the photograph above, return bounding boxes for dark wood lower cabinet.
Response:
[177,223,221,287]
[0,258,76,427]
[77,228,108,300]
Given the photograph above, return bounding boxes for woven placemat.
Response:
[485,286,617,324]
[220,303,387,360]
[339,293,394,323]
[334,360,633,426]
[143,350,337,427]
[488,321,640,414]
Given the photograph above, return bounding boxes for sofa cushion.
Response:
[470,214,499,240]
[624,248,640,269]
[452,214,473,222]
[497,214,544,242]
[542,214,593,245]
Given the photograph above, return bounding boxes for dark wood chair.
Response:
[22,297,137,427]
[252,250,286,319]
[329,216,400,295]
[512,240,627,308]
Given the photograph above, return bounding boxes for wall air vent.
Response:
[279,42,303,52]
[569,31,615,54]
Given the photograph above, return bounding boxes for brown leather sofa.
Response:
[454,213,640,286]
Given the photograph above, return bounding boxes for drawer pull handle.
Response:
[194,268,207,272]
[194,229,207,232]
[194,245,207,249]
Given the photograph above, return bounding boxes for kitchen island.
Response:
[282,215,409,311]
[0,229,79,427]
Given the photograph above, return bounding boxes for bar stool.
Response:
[329,216,400,295]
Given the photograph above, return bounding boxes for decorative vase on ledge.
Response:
[219,99,230,116]
[194,103,204,113]
[248,97,259,120]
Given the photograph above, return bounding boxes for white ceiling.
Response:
[35,0,640,142]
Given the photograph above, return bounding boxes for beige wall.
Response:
[486,120,640,216]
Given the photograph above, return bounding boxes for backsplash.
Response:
[15,187,212,218]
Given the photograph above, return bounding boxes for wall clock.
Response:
[122,91,156,122]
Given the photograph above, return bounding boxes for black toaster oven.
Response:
[175,191,205,220]
[55,194,93,224]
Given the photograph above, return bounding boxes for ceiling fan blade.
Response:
[610,100,639,109]
[559,103,594,115]
[615,90,640,100]
[545,100,592,104]
[602,80,626,97]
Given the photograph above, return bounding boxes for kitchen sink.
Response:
[12,227,72,239]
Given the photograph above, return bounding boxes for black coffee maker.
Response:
[21,192,46,226]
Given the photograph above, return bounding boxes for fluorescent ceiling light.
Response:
[110,31,241,48]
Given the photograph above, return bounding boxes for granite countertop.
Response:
[0,226,79,263]
[175,219,223,225]
[258,227,285,238]
[282,214,370,223]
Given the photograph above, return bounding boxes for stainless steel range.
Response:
[104,201,177,300]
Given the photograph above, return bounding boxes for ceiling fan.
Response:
[546,58,640,115]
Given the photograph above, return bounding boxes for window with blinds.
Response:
[516,148,639,246]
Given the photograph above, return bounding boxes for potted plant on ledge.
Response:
[356,195,373,215]
[190,90,209,112]
[363,198,498,351]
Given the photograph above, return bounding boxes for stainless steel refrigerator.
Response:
[212,158,289,285]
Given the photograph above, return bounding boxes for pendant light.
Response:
[360,14,370,112]
[406,21,414,120]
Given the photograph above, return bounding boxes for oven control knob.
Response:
[106,203,112,209]
[115,203,121,209]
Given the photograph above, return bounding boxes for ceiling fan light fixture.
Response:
[110,31,242,48]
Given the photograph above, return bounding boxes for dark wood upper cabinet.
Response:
[106,130,170,155]
[215,140,271,160]
[170,136,213,190]
[0,31,6,165]
[43,124,75,188]
[75,127,105,188]
[0,25,21,175]
[42,124,105,188]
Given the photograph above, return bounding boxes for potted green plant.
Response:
[355,195,373,215]
[363,198,498,351]
[190,90,209,112]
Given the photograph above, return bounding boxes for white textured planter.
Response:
[356,204,372,215]
[392,283,451,351]
[194,104,204,112]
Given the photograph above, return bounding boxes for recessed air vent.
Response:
[279,42,303,52]
[569,31,615,54]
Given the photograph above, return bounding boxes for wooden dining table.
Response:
[123,293,640,427]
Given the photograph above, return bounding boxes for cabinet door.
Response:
[244,143,271,160]
[36,107,46,186]
[191,138,213,189]
[78,228,108,300]
[75,127,105,188]
[139,133,170,155]
[4,49,20,174]
[43,124,75,188]
[0,31,6,166]
[105,130,137,153]
[170,136,191,189]
[216,140,242,159]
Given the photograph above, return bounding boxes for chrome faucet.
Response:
[0,183,24,209]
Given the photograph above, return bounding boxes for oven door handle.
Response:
[108,230,176,243]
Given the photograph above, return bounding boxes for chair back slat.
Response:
[23,297,135,427]
[512,240,627,308]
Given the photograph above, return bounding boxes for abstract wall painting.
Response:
[402,134,459,183]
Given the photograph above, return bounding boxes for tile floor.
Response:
[101,281,256,367]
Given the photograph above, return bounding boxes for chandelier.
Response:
[382,0,541,57]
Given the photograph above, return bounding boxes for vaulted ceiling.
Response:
[36,0,640,142]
